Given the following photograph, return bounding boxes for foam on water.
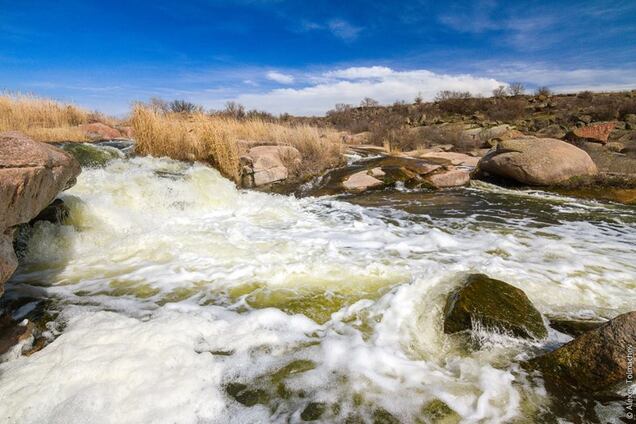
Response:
[1,156,635,423]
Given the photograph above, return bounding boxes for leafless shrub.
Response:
[507,82,525,96]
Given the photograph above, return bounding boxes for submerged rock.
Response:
[443,274,547,339]
[0,314,33,358]
[527,311,636,392]
[60,143,123,167]
[476,137,598,186]
[29,199,69,225]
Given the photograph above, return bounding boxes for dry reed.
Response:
[131,105,342,183]
[0,93,91,141]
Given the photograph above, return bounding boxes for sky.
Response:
[1,0,635,116]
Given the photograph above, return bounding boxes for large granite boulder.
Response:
[527,311,636,392]
[241,145,301,187]
[476,137,598,186]
[0,132,80,294]
[443,274,547,339]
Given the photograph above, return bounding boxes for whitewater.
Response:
[1,156,635,423]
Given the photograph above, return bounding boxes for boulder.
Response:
[242,145,301,187]
[527,311,636,392]
[423,167,470,189]
[443,274,547,339]
[0,132,80,294]
[342,171,384,192]
[79,122,122,140]
[566,121,617,144]
[476,137,598,186]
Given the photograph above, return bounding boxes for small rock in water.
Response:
[526,311,636,393]
[300,402,327,421]
[443,274,547,339]
[29,199,69,225]
[61,143,122,167]
[342,170,384,192]
[547,316,606,337]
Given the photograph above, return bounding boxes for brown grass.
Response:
[131,105,342,183]
[0,93,91,141]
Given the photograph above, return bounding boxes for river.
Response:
[1,154,635,423]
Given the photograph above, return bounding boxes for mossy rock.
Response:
[525,311,636,393]
[443,274,547,339]
[61,143,122,167]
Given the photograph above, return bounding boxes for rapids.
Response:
[0,155,635,423]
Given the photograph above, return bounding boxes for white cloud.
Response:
[265,71,295,84]
[327,19,362,41]
[235,67,505,115]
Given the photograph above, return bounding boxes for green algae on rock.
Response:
[443,274,547,339]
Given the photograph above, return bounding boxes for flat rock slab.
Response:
[424,167,470,189]
[343,171,384,192]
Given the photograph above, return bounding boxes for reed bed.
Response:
[0,93,91,141]
[131,105,342,183]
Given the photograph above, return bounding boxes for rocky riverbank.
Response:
[0,132,80,355]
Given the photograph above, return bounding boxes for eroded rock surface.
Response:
[0,132,80,294]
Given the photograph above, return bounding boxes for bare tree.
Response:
[507,82,525,96]
[223,101,246,119]
[168,100,203,114]
[435,90,472,101]
[414,92,423,104]
[535,86,552,97]
[148,97,169,113]
[360,97,380,107]
[492,85,507,98]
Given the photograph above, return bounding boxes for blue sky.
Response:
[1,0,635,115]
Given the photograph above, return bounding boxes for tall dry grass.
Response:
[131,105,342,183]
[0,93,91,142]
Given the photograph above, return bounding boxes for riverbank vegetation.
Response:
[0,93,94,142]
[131,104,342,183]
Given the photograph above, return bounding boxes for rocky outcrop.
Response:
[0,132,80,294]
[527,311,636,392]
[78,122,122,140]
[566,121,617,144]
[241,145,301,187]
[476,137,598,186]
[443,274,547,339]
